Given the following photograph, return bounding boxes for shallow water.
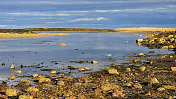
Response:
[0,31,173,81]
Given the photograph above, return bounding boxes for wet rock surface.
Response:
[0,31,176,98]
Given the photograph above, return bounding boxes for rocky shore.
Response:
[0,31,176,99]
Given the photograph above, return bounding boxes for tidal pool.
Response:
[0,31,173,81]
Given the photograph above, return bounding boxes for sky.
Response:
[0,0,176,29]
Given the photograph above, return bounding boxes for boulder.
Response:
[6,88,17,96]
[39,78,51,83]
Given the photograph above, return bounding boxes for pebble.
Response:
[27,87,39,93]
[84,67,90,71]
[107,68,119,75]
[138,53,144,56]
[39,78,51,83]
[14,70,22,74]
[50,70,57,74]
[79,68,85,72]
[140,66,146,71]
[10,64,15,69]
[59,43,66,45]
[91,61,98,64]
[150,78,159,84]
[171,67,176,71]
[11,76,16,80]
[6,88,17,96]
[106,54,112,56]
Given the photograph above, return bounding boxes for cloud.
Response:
[70,17,108,22]
[3,12,82,17]
[0,25,8,28]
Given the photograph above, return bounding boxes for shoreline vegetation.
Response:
[0,27,176,39]
[0,28,176,98]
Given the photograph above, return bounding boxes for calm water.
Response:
[0,32,173,81]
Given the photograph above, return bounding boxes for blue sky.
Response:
[0,0,176,29]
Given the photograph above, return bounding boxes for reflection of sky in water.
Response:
[0,0,176,28]
[0,32,174,80]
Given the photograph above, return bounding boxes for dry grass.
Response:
[114,27,176,32]
[0,33,68,39]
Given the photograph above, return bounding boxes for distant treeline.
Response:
[26,28,116,32]
[0,29,34,33]
[0,28,116,33]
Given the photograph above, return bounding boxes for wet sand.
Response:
[0,30,176,98]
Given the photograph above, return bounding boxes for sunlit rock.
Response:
[6,88,17,96]
[11,76,16,80]
[151,78,159,84]
[140,66,146,71]
[14,70,22,74]
[10,64,15,69]
[27,87,39,93]
[171,67,176,71]
[39,78,51,83]
[107,68,119,75]
[91,61,98,64]
[19,95,33,99]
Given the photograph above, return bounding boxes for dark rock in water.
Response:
[1,62,5,65]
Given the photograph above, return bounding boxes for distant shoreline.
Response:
[0,27,176,39]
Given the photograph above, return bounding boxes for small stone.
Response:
[126,68,131,72]
[19,95,33,99]
[171,67,176,71]
[79,68,85,72]
[124,83,132,87]
[14,70,22,74]
[57,81,65,86]
[140,66,146,71]
[133,83,142,89]
[68,66,77,70]
[151,78,159,84]
[60,74,65,76]
[6,88,17,96]
[11,76,16,80]
[39,78,51,83]
[50,70,57,74]
[33,74,39,78]
[145,91,151,96]
[107,68,119,75]
[157,87,165,91]
[106,54,112,56]
[84,67,90,71]
[138,53,144,56]
[10,64,15,69]
[59,43,66,45]
[91,61,98,64]
[101,84,119,91]
[27,87,39,93]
